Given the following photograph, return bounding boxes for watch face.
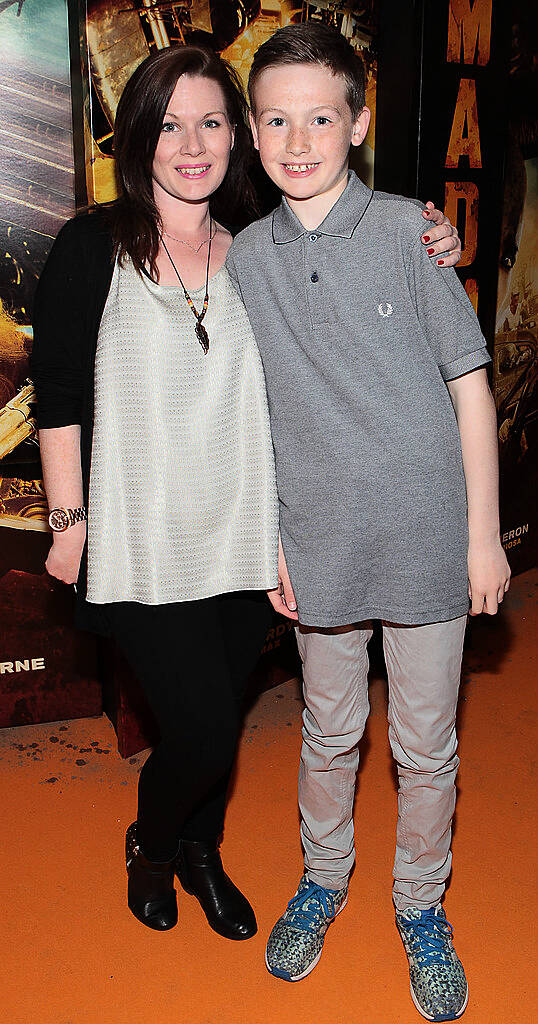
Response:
[48,508,69,532]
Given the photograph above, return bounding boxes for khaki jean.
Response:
[295,615,467,910]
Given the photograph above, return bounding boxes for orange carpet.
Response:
[2,569,537,1024]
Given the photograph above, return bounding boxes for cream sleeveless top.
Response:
[86,257,278,604]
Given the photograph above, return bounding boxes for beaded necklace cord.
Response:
[160,219,212,353]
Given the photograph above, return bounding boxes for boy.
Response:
[226,22,510,1023]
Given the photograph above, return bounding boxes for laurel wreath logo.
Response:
[378,303,393,317]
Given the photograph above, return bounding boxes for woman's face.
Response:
[152,74,235,208]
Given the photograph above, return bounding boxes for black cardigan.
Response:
[31,211,116,632]
[31,210,239,632]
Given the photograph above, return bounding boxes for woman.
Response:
[31,45,459,941]
[31,45,278,939]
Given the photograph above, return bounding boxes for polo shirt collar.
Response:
[272,170,373,244]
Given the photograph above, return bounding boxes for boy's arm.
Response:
[267,535,298,621]
[447,369,511,615]
[421,202,461,266]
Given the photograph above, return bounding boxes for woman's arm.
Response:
[39,425,86,584]
[447,368,511,614]
[30,216,109,585]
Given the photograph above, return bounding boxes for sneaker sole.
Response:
[265,895,348,982]
[408,980,469,1022]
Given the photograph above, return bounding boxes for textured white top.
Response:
[86,257,279,604]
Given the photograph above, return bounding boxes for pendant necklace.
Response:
[160,219,212,353]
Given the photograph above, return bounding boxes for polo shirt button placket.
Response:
[303,233,321,322]
[309,234,320,286]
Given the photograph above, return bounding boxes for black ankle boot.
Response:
[175,840,257,940]
[125,823,178,931]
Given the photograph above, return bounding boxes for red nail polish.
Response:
[427,247,435,255]
[437,259,444,265]
[422,235,430,243]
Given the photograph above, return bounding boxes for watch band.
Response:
[48,506,87,532]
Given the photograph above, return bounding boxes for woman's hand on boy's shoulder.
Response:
[467,537,511,615]
[421,202,461,267]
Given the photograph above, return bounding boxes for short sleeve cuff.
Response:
[32,372,83,429]
[439,347,491,382]
[36,408,82,429]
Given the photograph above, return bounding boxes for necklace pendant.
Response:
[160,218,212,355]
[195,320,209,354]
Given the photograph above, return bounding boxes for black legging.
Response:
[105,592,271,861]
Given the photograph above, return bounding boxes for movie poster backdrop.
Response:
[492,3,537,575]
[382,0,536,574]
[420,0,537,572]
[3,1,532,740]
[0,0,102,727]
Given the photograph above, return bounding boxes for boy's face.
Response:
[250,63,369,206]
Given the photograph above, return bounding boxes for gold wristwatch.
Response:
[48,506,87,532]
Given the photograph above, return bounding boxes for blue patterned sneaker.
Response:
[396,905,469,1021]
[265,875,348,981]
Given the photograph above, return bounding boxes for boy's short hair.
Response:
[248,23,366,119]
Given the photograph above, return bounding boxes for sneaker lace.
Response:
[401,909,454,966]
[285,882,337,933]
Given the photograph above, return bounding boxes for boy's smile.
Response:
[250,63,370,228]
[281,162,319,177]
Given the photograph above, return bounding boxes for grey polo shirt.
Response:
[226,172,491,627]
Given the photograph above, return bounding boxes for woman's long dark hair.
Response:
[110,45,258,278]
